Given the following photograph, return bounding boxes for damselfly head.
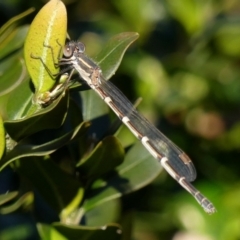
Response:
[63,42,75,58]
[76,42,85,53]
[63,41,85,58]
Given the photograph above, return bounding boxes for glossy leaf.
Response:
[84,199,120,226]
[0,121,90,171]
[0,192,33,214]
[37,223,122,240]
[24,0,67,94]
[38,223,66,240]
[83,141,162,212]
[0,24,31,121]
[0,26,29,61]
[0,191,18,206]
[80,89,111,140]
[18,158,84,216]
[0,8,34,60]
[0,51,28,101]
[94,32,139,80]
[78,33,139,138]
[70,32,139,91]
[81,90,109,121]
[4,93,69,141]
[77,136,125,184]
[0,114,5,159]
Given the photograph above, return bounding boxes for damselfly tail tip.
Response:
[195,192,216,214]
[203,203,216,214]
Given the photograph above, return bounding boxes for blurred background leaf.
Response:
[38,222,122,240]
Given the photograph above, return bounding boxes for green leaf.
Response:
[69,32,139,91]
[0,50,29,101]
[84,199,120,226]
[18,158,84,216]
[77,136,125,184]
[83,141,162,212]
[76,32,140,138]
[38,223,66,240]
[0,121,90,171]
[0,192,33,214]
[94,32,139,80]
[24,0,67,94]
[81,90,109,121]
[80,89,111,140]
[0,191,18,206]
[0,53,31,121]
[214,24,240,57]
[4,93,69,141]
[0,114,5,159]
[1,225,33,240]
[37,223,122,240]
[166,0,207,34]
[0,8,34,60]
[0,26,29,61]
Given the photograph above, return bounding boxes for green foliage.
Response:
[0,115,4,159]
[0,1,157,239]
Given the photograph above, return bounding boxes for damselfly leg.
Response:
[30,41,74,105]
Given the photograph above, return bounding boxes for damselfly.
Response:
[35,40,216,214]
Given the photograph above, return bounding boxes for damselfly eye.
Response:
[76,42,85,53]
[63,43,74,57]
